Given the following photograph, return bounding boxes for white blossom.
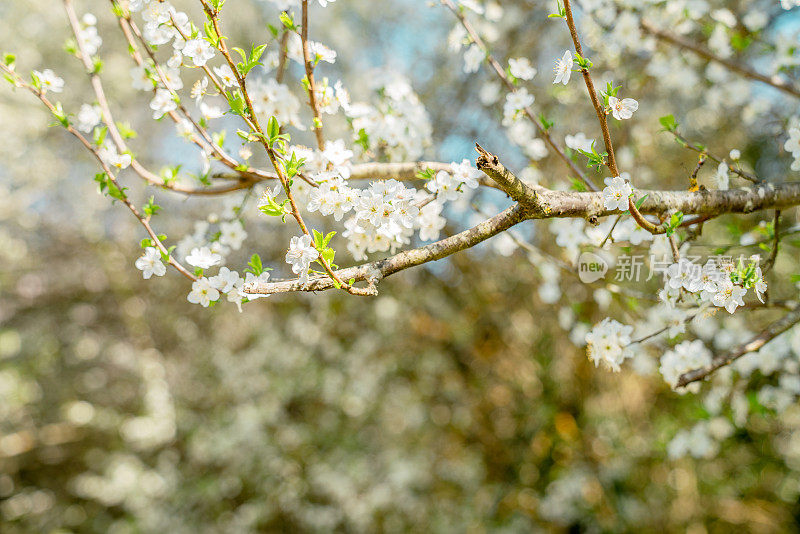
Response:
[33,69,64,93]
[553,50,573,85]
[182,38,215,67]
[601,176,632,211]
[508,57,536,80]
[134,247,166,279]
[76,104,102,133]
[585,318,633,372]
[185,246,222,269]
[285,234,319,284]
[463,45,484,73]
[608,96,639,120]
[660,340,712,392]
[187,277,220,307]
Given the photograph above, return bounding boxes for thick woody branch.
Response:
[475,143,542,203]
[530,182,800,220]
[244,204,529,295]
[677,305,800,387]
[246,151,800,296]
[642,20,800,100]
[476,153,800,221]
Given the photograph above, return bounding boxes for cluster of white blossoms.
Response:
[585,318,634,371]
[298,159,479,262]
[667,418,733,459]
[249,78,304,130]
[659,340,713,393]
[76,13,102,56]
[134,203,264,311]
[344,74,433,162]
[661,256,766,314]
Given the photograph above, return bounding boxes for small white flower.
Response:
[150,88,177,119]
[185,246,222,269]
[426,170,460,201]
[565,132,594,153]
[713,162,730,190]
[602,176,632,211]
[659,340,712,392]
[208,266,240,293]
[285,234,319,284]
[219,220,247,250]
[213,64,237,87]
[134,247,166,279]
[182,38,215,67]
[508,57,536,80]
[76,104,102,133]
[463,44,484,73]
[187,277,220,307]
[503,88,534,120]
[34,69,64,93]
[754,267,767,303]
[608,96,639,120]
[553,50,573,85]
[712,280,747,314]
[106,150,132,171]
[450,159,483,189]
[78,26,103,56]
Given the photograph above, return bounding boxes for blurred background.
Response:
[2,0,800,531]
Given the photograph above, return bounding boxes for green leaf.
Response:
[635,194,649,210]
[355,128,369,152]
[143,196,161,217]
[116,121,138,139]
[226,91,246,116]
[258,196,286,217]
[416,168,436,181]
[659,114,678,131]
[93,126,108,146]
[312,229,324,249]
[203,21,220,47]
[267,115,280,143]
[279,11,298,31]
[94,172,108,193]
[246,253,264,275]
[539,113,554,131]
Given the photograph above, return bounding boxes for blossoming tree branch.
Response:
[4,0,800,404]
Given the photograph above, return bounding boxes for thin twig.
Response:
[1,63,195,281]
[677,305,800,387]
[642,19,800,100]
[300,0,325,150]
[762,210,781,274]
